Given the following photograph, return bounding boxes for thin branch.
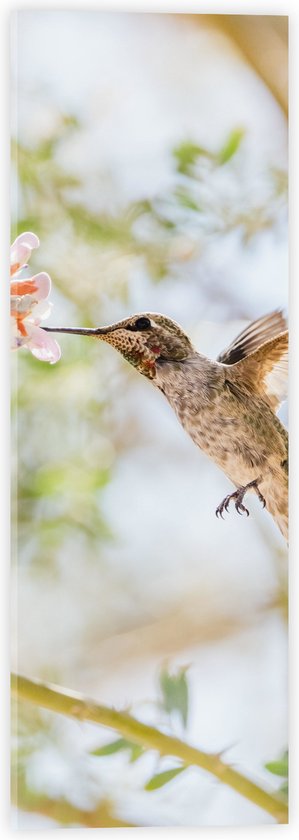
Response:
[200,15,288,116]
[11,673,288,824]
[13,789,136,828]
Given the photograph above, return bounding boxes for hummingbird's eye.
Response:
[130,317,151,331]
[135,317,151,330]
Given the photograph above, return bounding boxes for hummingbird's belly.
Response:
[183,412,257,484]
[176,395,286,489]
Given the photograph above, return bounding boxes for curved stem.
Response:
[13,788,135,828]
[11,673,287,824]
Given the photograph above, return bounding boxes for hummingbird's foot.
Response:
[215,479,266,520]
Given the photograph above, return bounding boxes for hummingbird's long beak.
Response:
[42,326,109,337]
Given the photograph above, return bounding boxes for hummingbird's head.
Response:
[44,313,194,379]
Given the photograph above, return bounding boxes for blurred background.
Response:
[11,12,288,828]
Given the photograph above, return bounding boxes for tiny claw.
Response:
[256,490,266,508]
[246,479,266,510]
[236,501,250,517]
[216,494,233,519]
[215,478,266,524]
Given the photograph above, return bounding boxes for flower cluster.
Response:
[10,232,61,363]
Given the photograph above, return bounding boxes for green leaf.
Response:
[91,738,130,756]
[265,758,288,778]
[217,128,245,165]
[128,743,144,763]
[145,766,186,791]
[279,781,288,801]
[265,749,288,778]
[91,737,144,762]
[173,141,211,174]
[159,665,189,728]
[174,187,201,212]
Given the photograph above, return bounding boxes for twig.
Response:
[13,788,135,828]
[11,673,288,824]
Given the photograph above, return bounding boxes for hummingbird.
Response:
[44,309,288,541]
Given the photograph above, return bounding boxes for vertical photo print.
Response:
[11,12,288,828]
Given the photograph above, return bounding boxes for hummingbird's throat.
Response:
[123,345,159,379]
[101,330,161,379]
[138,356,157,378]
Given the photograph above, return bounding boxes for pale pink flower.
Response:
[10,232,61,363]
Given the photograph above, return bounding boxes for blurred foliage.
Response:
[145,765,186,791]
[173,128,245,173]
[91,737,144,763]
[12,117,287,288]
[13,666,191,826]
[265,750,288,802]
[90,664,190,785]
[159,663,189,728]
[12,702,136,827]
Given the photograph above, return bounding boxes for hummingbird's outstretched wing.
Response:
[228,330,288,412]
[217,310,287,366]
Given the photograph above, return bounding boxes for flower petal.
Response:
[26,300,53,323]
[10,232,40,274]
[10,233,60,363]
[10,293,35,315]
[11,231,40,251]
[12,265,34,280]
[10,272,51,300]
[11,317,28,348]
[25,324,61,364]
[10,245,33,275]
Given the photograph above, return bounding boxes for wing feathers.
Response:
[217,310,287,366]
[228,331,288,411]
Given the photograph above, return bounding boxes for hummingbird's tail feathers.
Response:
[260,469,289,542]
[217,309,287,366]
[229,330,288,413]
[273,495,288,541]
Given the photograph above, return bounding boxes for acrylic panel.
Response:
[11,12,288,828]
